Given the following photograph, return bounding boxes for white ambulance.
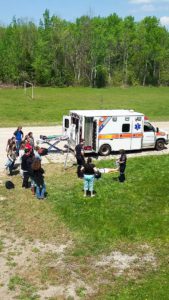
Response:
[63,110,168,155]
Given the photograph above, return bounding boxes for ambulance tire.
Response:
[99,144,111,156]
[155,139,165,151]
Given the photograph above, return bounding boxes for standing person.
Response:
[27,132,34,148]
[81,157,97,197]
[19,141,25,178]
[25,137,33,151]
[34,146,42,161]
[14,126,24,155]
[75,140,85,178]
[21,148,34,188]
[31,159,46,200]
[117,149,127,182]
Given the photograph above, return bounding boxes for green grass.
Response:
[0,155,169,299]
[48,156,169,254]
[0,86,169,126]
[47,155,169,299]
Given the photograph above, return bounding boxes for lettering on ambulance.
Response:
[98,117,112,133]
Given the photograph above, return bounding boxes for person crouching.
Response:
[81,157,97,197]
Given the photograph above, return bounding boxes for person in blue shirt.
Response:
[14,126,24,155]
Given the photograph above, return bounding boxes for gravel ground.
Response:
[0,122,169,172]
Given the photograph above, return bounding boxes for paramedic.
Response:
[118,149,127,182]
[75,140,85,178]
[81,157,97,197]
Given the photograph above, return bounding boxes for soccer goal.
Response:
[24,81,34,99]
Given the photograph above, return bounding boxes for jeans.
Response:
[36,183,46,199]
[16,140,21,154]
[5,159,14,174]
[84,175,94,192]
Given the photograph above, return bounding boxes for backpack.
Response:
[5,181,15,189]
[95,171,101,179]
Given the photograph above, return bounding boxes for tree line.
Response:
[0,9,169,87]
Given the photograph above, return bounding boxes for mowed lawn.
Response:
[0,86,169,126]
[0,155,169,299]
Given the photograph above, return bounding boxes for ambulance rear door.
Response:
[62,116,71,136]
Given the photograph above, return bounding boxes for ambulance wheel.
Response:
[155,139,165,151]
[99,144,111,156]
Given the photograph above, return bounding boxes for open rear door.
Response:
[84,117,94,147]
[62,116,71,136]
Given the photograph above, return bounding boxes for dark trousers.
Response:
[76,156,85,178]
[22,171,30,188]
[119,164,126,182]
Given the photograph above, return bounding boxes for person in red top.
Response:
[25,137,33,151]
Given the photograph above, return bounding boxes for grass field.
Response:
[0,155,169,299]
[0,86,169,126]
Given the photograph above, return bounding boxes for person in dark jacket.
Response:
[75,140,85,178]
[31,159,46,199]
[81,157,97,197]
[117,149,127,182]
[21,148,34,188]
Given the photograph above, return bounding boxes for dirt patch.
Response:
[0,229,157,300]
[95,249,157,277]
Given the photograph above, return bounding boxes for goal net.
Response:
[24,81,34,99]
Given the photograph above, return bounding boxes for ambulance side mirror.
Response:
[156,127,159,133]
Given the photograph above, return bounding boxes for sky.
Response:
[0,0,169,28]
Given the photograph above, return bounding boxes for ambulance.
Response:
[63,110,168,155]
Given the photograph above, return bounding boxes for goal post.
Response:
[24,81,34,99]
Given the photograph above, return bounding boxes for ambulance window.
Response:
[112,117,117,122]
[65,119,69,128]
[144,124,154,132]
[122,124,130,132]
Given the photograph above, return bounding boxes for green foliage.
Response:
[95,65,108,88]
[0,13,169,86]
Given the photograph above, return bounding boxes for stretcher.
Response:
[38,134,69,153]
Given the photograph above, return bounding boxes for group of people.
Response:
[75,140,127,197]
[5,128,127,199]
[5,126,46,200]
